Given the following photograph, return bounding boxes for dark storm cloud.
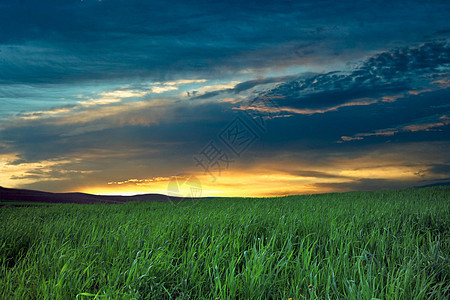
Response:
[269,89,450,148]
[190,75,300,100]
[0,100,235,163]
[1,0,450,84]
[0,98,241,192]
[427,163,450,176]
[232,76,300,93]
[188,41,450,112]
[255,41,450,110]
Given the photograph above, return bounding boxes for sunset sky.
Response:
[0,0,449,197]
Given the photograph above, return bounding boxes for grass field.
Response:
[1,187,449,299]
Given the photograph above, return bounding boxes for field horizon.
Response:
[1,186,449,299]
[2,183,449,205]
[0,185,192,205]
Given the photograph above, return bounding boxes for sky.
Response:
[0,0,449,197]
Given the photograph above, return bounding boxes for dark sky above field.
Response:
[0,0,449,196]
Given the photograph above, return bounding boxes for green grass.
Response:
[1,187,449,299]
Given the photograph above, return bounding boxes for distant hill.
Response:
[0,186,189,204]
[416,181,450,188]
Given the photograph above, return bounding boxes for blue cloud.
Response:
[255,41,450,110]
[1,1,449,85]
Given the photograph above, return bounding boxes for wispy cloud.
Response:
[78,98,122,107]
[245,41,450,113]
[340,114,450,142]
[19,107,74,120]
[0,153,78,188]
[99,90,147,98]
[107,177,171,186]
[149,86,179,94]
[162,79,208,86]
[235,98,379,116]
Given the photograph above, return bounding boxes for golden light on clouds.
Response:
[78,97,122,107]
[81,168,352,197]
[340,114,450,142]
[235,98,379,116]
[19,108,73,120]
[1,139,443,197]
[99,90,147,98]
[339,166,420,179]
[149,86,179,94]
[0,154,72,187]
[73,149,442,197]
[162,79,208,86]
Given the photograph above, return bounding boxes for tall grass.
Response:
[1,187,449,299]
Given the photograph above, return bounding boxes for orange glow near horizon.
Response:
[2,153,438,197]
[79,166,414,197]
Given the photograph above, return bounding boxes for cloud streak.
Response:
[248,41,450,113]
[340,114,450,142]
[1,1,449,85]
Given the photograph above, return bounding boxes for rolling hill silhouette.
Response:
[0,186,188,204]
